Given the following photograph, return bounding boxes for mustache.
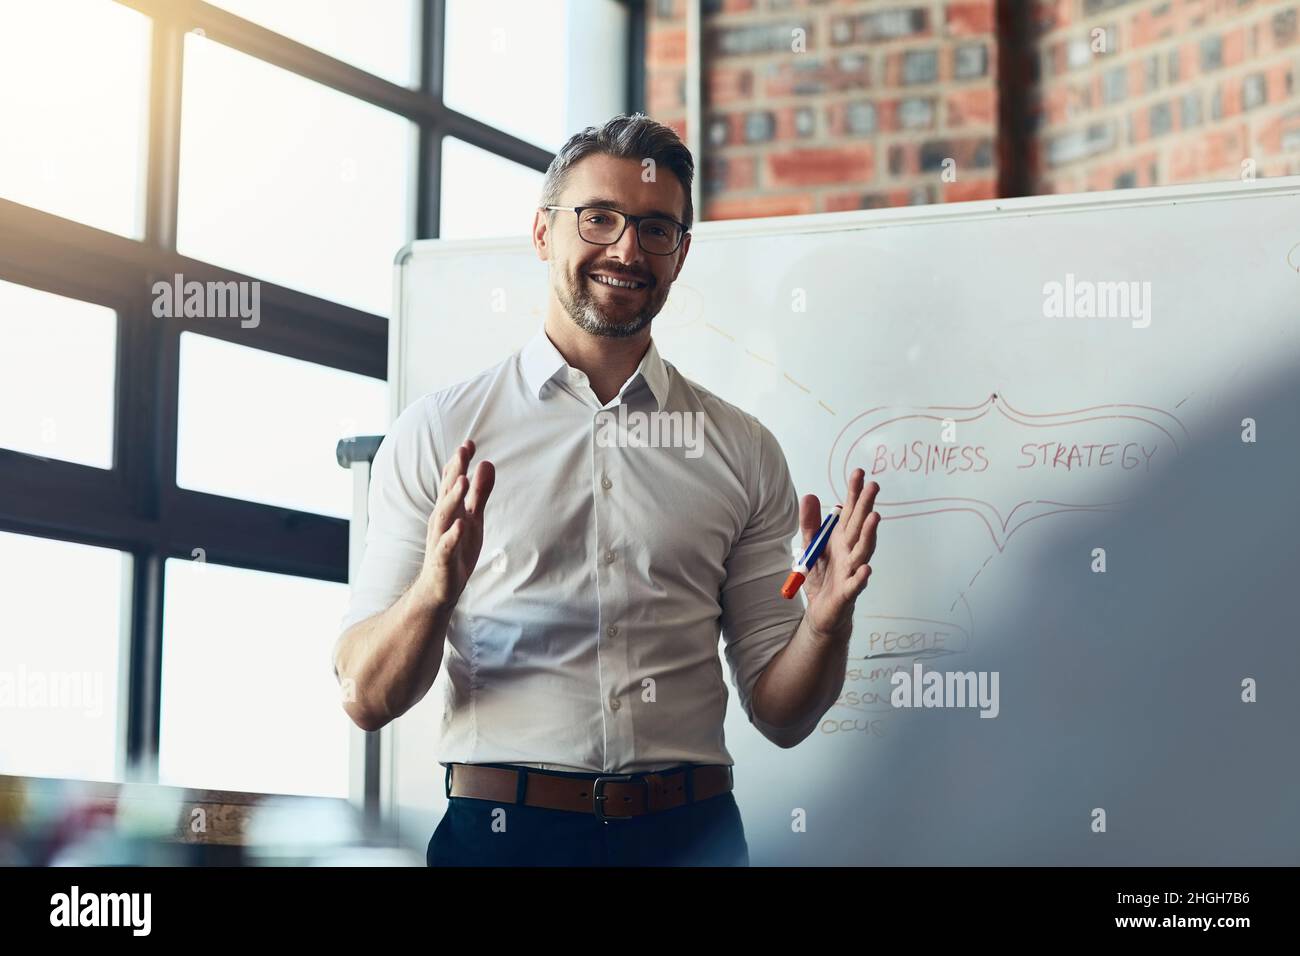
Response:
[582,264,653,285]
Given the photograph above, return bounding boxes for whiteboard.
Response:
[381,177,1300,864]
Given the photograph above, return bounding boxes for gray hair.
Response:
[539,112,695,232]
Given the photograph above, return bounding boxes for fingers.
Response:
[799,494,822,550]
[429,474,466,539]
[837,469,864,546]
[432,439,486,538]
[828,469,879,587]
[424,518,464,585]
[851,564,872,595]
[843,470,879,545]
[842,467,864,520]
[436,518,464,560]
[465,459,495,518]
[439,439,476,500]
[848,511,880,567]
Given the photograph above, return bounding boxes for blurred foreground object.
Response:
[0,773,419,866]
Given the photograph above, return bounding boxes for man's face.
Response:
[536,153,691,339]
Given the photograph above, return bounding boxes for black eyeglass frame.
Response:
[541,204,689,255]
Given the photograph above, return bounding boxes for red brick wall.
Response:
[644,0,1300,220]
[645,0,999,221]
[1032,0,1300,193]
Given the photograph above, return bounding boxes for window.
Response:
[440,138,546,239]
[176,333,388,519]
[159,559,353,797]
[204,0,421,87]
[177,35,416,316]
[0,532,129,783]
[0,280,117,469]
[0,0,637,798]
[445,0,629,152]
[0,0,150,237]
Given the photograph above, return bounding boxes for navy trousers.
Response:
[427,763,750,867]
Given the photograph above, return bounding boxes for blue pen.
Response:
[781,504,842,599]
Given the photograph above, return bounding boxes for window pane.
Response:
[176,333,388,519]
[204,0,420,87]
[440,137,545,240]
[0,279,116,468]
[159,559,352,798]
[0,0,150,237]
[444,0,628,151]
[177,35,414,316]
[0,532,127,782]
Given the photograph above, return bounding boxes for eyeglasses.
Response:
[542,205,687,255]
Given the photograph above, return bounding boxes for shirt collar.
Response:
[520,326,671,410]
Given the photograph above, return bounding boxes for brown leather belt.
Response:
[445,763,734,822]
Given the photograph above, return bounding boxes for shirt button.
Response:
[606,624,618,637]
[604,550,616,564]
[601,476,613,490]
[609,696,621,711]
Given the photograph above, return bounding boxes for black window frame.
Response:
[0,0,645,783]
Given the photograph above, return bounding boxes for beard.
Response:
[554,262,669,339]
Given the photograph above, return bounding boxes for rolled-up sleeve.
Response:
[338,395,445,634]
[719,416,805,724]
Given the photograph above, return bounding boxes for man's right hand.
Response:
[417,438,495,611]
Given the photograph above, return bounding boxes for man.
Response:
[333,113,881,867]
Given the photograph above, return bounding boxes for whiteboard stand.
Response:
[336,435,392,832]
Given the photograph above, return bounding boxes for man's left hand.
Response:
[798,468,880,642]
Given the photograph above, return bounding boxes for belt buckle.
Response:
[592,774,644,823]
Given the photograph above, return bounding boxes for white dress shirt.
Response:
[340,326,806,773]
